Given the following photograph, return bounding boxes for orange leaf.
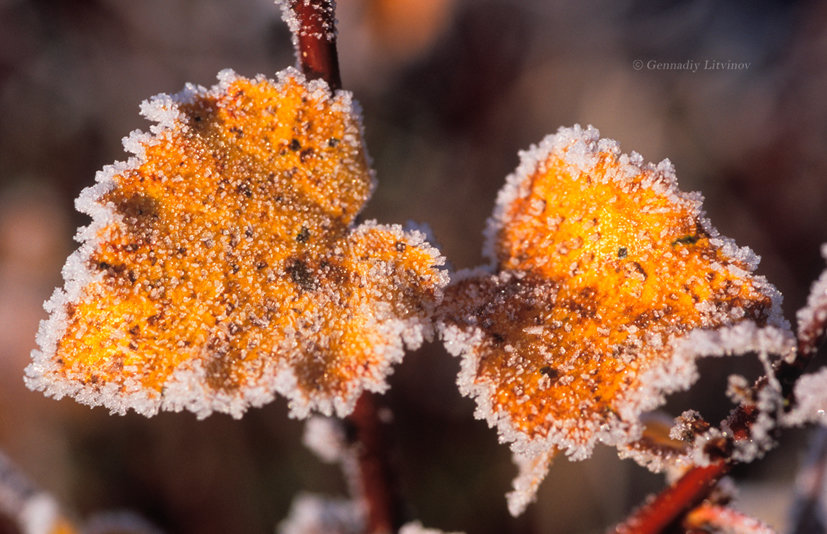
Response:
[26,69,447,418]
[439,125,790,514]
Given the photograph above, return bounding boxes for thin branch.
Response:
[613,268,827,534]
[612,461,729,534]
[279,4,401,532]
[286,0,342,90]
[346,393,405,534]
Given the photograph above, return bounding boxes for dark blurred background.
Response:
[1,0,826,532]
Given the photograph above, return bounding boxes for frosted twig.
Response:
[280,2,403,530]
[279,0,342,90]
[613,249,827,532]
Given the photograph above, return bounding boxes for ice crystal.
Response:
[26,68,448,419]
[276,0,337,51]
[438,125,789,515]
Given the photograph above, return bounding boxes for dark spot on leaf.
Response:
[672,235,699,246]
[395,241,406,252]
[286,259,315,291]
[617,247,627,258]
[289,138,301,151]
[540,366,559,380]
[296,226,310,243]
[236,183,253,198]
[328,137,340,147]
[299,148,314,162]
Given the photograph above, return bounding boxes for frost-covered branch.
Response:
[279,0,342,90]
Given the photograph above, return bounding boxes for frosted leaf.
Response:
[506,448,555,516]
[26,68,448,419]
[783,245,827,427]
[784,368,827,426]
[438,125,789,515]
[399,521,465,534]
[796,243,827,356]
[278,493,364,534]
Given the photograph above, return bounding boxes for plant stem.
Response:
[614,309,827,532]
[287,0,342,90]
[283,3,400,531]
[612,461,729,534]
[347,393,405,534]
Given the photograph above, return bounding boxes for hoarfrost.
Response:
[784,368,827,427]
[797,243,827,355]
[506,449,554,516]
[783,244,827,427]
[276,0,338,52]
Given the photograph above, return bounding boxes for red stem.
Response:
[613,461,729,534]
[347,394,404,534]
[282,4,399,531]
[288,0,342,90]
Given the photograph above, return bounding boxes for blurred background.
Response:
[1,0,827,532]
